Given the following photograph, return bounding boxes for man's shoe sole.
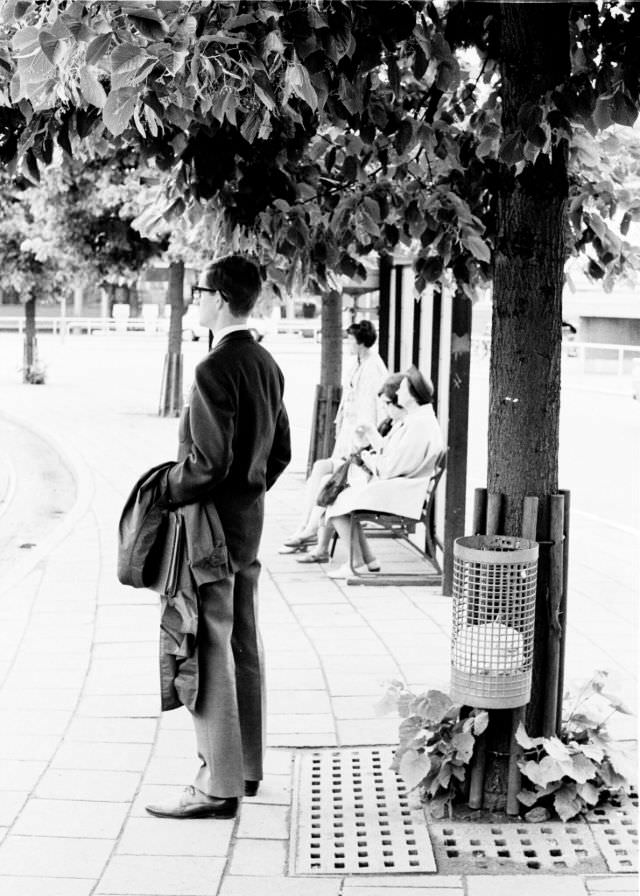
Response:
[145,804,237,819]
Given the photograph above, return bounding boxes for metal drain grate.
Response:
[430,822,606,874]
[289,746,436,875]
[586,791,639,873]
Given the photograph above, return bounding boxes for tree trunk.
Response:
[483,2,570,810]
[158,259,185,417]
[443,289,471,595]
[307,289,343,471]
[23,297,37,383]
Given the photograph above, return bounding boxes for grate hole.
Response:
[527,861,541,869]
[497,850,510,858]
[549,849,562,857]
[447,850,459,858]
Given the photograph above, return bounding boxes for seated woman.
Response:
[325,365,443,579]
[280,319,387,552]
[296,373,406,564]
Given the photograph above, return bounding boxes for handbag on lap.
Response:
[316,459,351,507]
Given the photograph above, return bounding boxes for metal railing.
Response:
[0,316,153,336]
[571,341,640,376]
[471,336,640,375]
[0,315,324,339]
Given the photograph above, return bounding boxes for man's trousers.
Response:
[192,560,265,798]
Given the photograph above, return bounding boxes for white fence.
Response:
[0,315,323,339]
[471,336,640,375]
[3,317,637,369]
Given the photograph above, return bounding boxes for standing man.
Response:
[146,255,291,819]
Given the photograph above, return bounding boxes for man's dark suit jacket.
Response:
[163,330,291,570]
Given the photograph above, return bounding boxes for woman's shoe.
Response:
[297,552,330,564]
[358,560,381,573]
[327,561,380,579]
[278,534,318,554]
[281,533,318,549]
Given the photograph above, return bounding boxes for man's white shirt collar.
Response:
[211,324,249,347]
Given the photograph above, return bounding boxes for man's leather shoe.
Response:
[244,780,260,797]
[145,786,238,819]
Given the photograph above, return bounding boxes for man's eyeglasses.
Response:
[191,285,217,303]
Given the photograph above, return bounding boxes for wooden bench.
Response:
[342,449,447,586]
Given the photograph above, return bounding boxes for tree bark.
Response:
[23,296,38,383]
[443,289,472,595]
[158,259,185,417]
[483,1,570,810]
[307,289,343,471]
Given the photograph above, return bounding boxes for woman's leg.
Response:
[288,459,334,537]
[356,522,376,565]
[332,514,365,567]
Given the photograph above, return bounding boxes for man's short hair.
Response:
[203,255,261,317]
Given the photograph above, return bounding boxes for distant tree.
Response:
[0,171,68,381]
[27,152,167,313]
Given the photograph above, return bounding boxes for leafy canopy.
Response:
[1,1,640,295]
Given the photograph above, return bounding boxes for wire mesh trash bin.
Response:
[451,535,538,709]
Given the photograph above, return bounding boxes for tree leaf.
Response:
[601,691,632,715]
[399,747,431,790]
[520,756,565,788]
[577,781,600,806]
[11,25,40,55]
[398,714,424,748]
[516,788,540,807]
[85,33,112,66]
[499,132,523,166]
[143,103,161,137]
[253,70,276,111]
[472,710,489,736]
[568,752,597,784]
[593,96,613,130]
[110,43,146,75]
[411,690,455,726]
[461,233,491,263]
[424,793,448,819]
[127,10,168,41]
[451,730,475,763]
[239,109,260,143]
[102,87,137,136]
[388,55,401,96]
[553,784,582,822]
[285,60,317,111]
[571,740,604,763]
[542,736,572,763]
[38,30,65,66]
[79,66,107,109]
[611,90,638,128]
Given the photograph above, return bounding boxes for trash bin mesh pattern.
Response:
[450,535,538,709]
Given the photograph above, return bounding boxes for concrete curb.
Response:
[0,445,17,527]
[0,408,95,600]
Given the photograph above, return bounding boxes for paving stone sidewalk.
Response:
[0,334,636,896]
